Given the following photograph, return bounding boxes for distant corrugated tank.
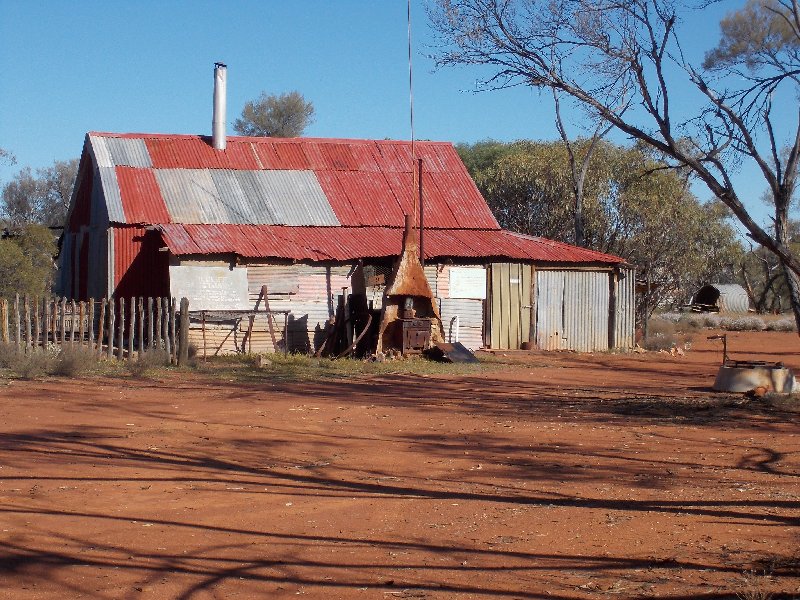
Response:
[692,284,750,314]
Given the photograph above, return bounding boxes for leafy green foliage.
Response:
[0,224,57,298]
[703,0,800,72]
[457,139,743,318]
[233,91,315,138]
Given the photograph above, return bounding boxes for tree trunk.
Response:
[775,204,800,333]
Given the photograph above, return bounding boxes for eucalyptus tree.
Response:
[458,139,742,319]
[233,91,315,138]
[431,0,800,329]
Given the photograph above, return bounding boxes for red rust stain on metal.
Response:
[116,167,171,224]
[156,224,625,264]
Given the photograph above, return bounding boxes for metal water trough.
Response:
[709,334,796,393]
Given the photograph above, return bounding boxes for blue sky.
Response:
[0,0,787,231]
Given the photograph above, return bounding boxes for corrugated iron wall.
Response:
[112,226,170,299]
[535,270,611,352]
[245,264,352,353]
[439,298,484,350]
[614,267,636,350]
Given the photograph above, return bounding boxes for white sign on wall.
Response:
[169,265,250,311]
[448,266,487,299]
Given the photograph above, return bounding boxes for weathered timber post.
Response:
[178,297,189,367]
[155,299,162,350]
[59,298,66,347]
[87,299,95,352]
[24,296,31,350]
[97,299,106,357]
[169,298,177,365]
[33,297,40,351]
[14,294,20,349]
[137,297,145,355]
[128,297,136,359]
[70,300,77,346]
[42,299,49,349]
[147,297,154,350]
[107,300,115,360]
[162,297,171,358]
[78,301,86,347]
[117,299,125,360]
[1,298,8,344]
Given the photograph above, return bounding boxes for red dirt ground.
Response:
[0,330,798,599]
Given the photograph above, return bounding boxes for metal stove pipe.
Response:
[212,63,227,150]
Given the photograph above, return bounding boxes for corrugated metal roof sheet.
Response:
[116,167,170,223]
[82,132,621,266]
[87,133,498,229]
[156,224,625,264]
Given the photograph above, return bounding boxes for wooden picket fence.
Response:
[0,295,191,364]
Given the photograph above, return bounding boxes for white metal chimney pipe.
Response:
[212,62,227,150]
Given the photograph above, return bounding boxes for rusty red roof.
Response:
[156,224,625,264]
[85,132,498,229]
[77,132,625,265]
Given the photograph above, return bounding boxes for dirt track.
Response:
[0,331,798,599]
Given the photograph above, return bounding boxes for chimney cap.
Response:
[214,61,227,68]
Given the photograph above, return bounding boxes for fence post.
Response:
[24,296,31,351]
[1,298,7,344]
[107,300,115,360]
[170,297,177,365]
[33,297,41,352]
[70,300,77,347]
[162,297,171,359]
[14,294,20,349]
[59,298,66,347]
[88,298,95,352]
[117,298,125,360]
[78,301,86,347]
[97,299,106,358]
[43,298,51,350]
[137,297,144,355]
[128,296,136,359]
[147,297,154,350]
[178,297,189,367]
[155,299,163,350]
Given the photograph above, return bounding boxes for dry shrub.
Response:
[723,316,767,331]
[53,346,98,377]
[643,319,689,351]
[11,352,56,379]
[0,343,19,368]
[128,349,171,378]
[765,318,796,332]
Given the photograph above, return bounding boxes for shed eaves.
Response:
[157,224,626,264]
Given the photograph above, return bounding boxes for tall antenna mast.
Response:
[407,0,419,225]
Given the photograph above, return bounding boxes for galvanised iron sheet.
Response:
[157,224,626,264]
[86,133,500,229]
[104,137,152,168]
